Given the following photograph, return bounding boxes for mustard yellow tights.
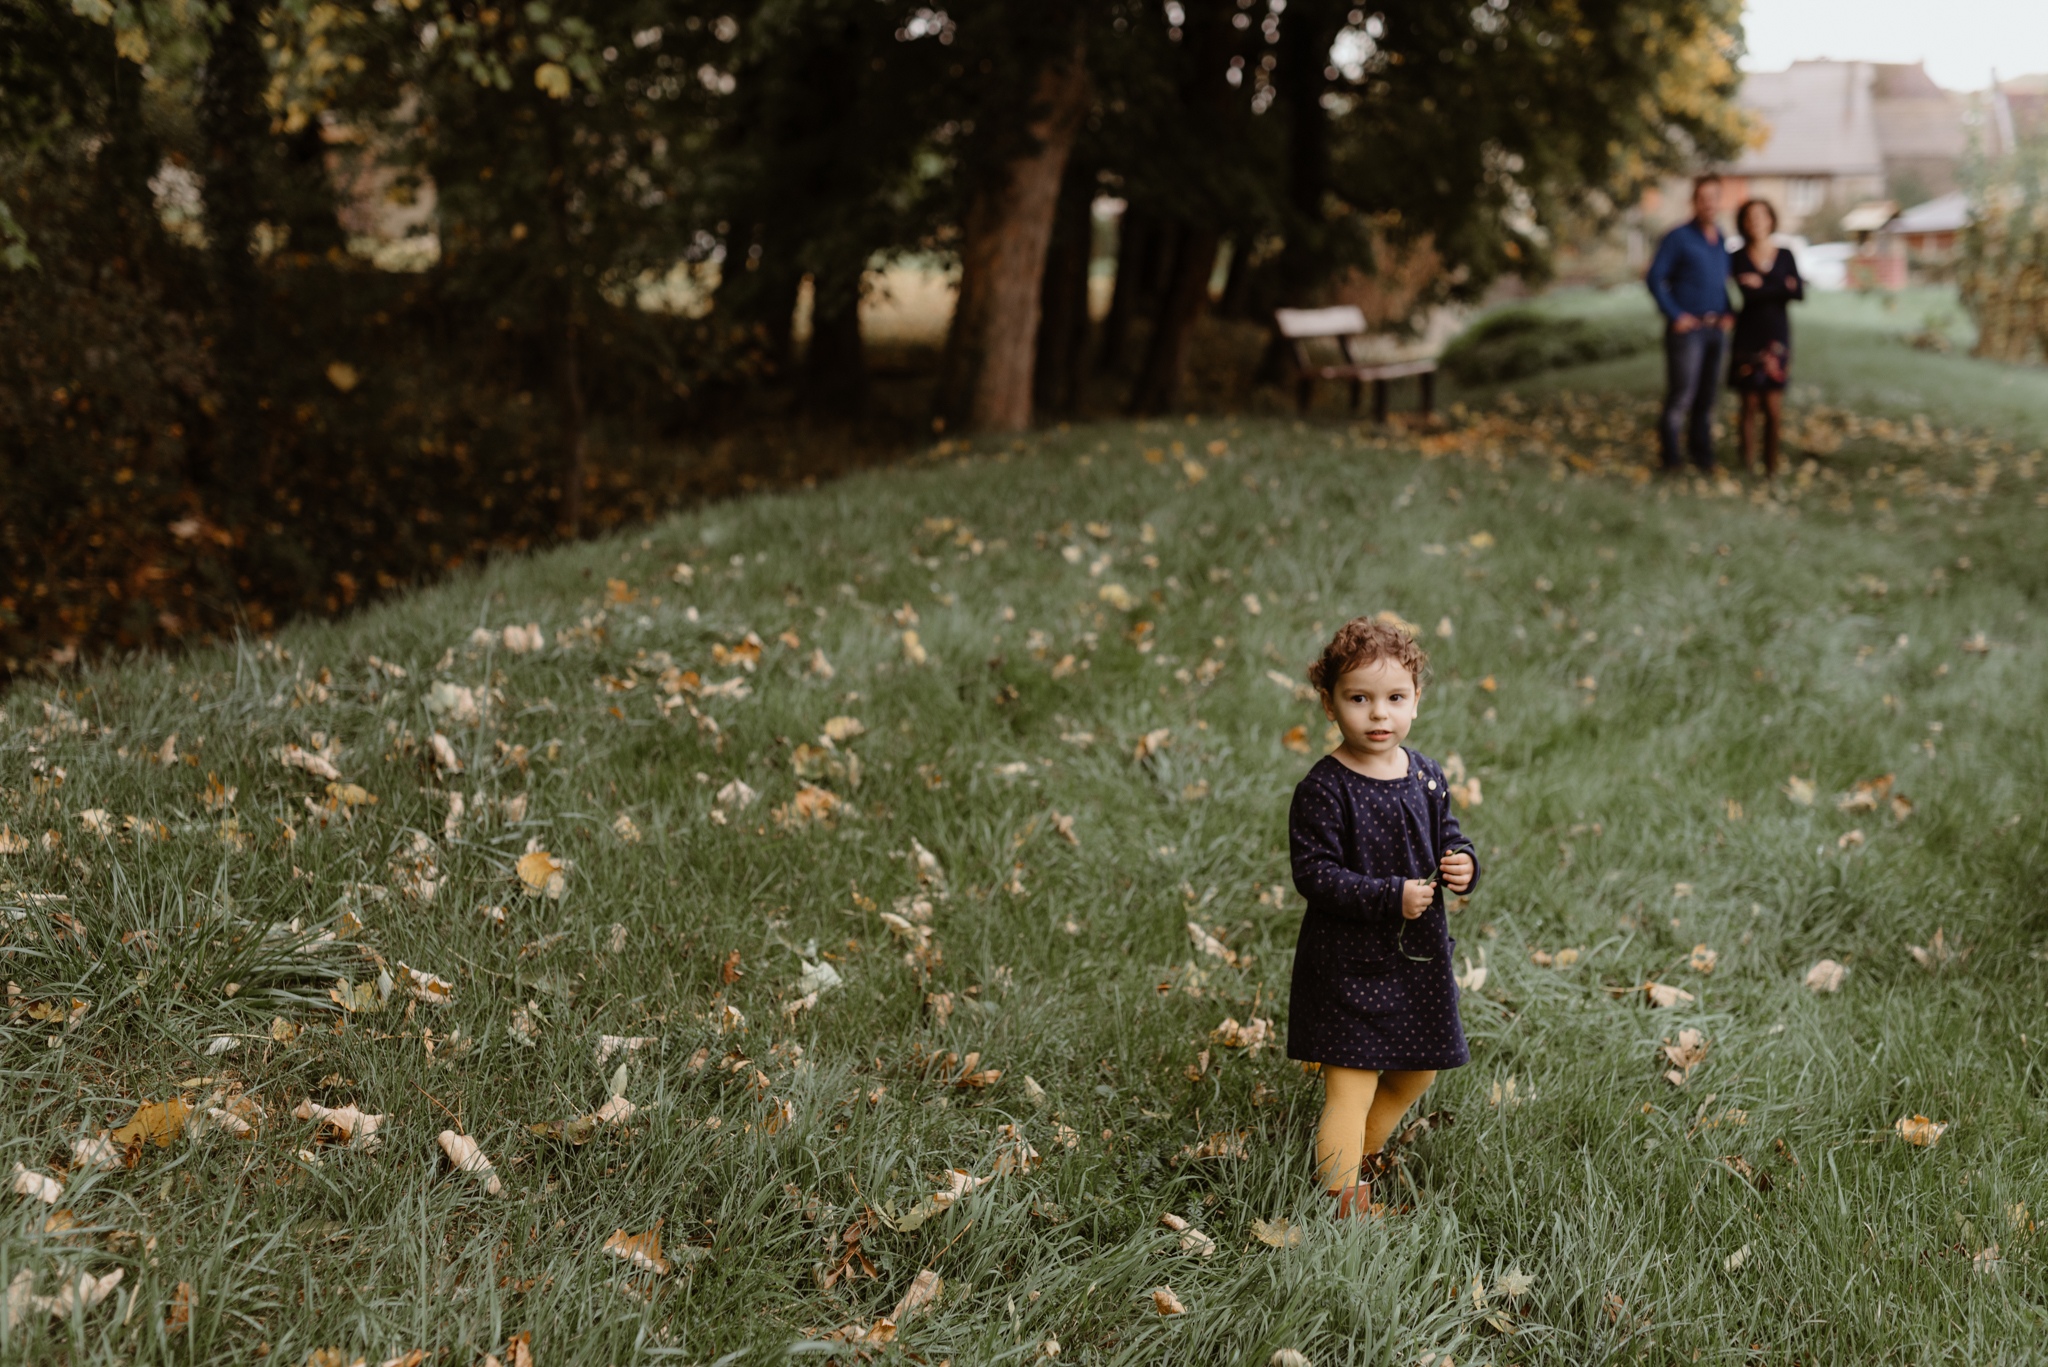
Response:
[1314,1066,1437,1192]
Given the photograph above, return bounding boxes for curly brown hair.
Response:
[1307,614,1430,696]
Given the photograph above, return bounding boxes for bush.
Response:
[1440,306,1658,385]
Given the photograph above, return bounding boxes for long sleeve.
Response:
[1290,774,1403,920]
[1645,230,1684,321]
[1439,799,1482,898]
[1741,255,1803,303]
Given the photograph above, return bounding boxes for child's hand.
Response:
[1401,879,1434,919]
[1438,851,1475,895]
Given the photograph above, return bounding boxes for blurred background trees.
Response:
[1,0,1746,672]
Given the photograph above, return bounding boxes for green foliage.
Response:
[1,380,2045,1360]
[1440,305,1659,385]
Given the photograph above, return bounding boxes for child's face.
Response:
[1321,657,1420,761]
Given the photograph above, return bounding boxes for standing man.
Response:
[1646,174,1735,475]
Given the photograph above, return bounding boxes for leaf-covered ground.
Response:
[3,335,2047,1364]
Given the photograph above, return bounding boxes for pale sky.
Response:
[1741,0,2048,91]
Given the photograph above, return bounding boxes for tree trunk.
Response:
[1097,202,1155,374]
[544,118,588,538]
[1125,223,1221,416]
[801,266,869,417]
[1034,159,1096,417]
[933,43,1091,433]
[197,0,268,489]
[1272,0,1345,302]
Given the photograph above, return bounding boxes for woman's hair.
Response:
[1307,615,1430,696]
[1736,197,1778,236]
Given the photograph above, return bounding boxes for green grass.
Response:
[2,309,2046,1365]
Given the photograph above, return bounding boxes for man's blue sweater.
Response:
[1646,220,1733,322]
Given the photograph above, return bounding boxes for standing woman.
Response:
[1728,198,1804,478]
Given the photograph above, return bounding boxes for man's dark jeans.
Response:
[1659,325,1728,472]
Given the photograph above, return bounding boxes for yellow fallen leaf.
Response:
[1895,1114,1947,1147]
[1280,725,1310,754]
[1689,944,1718,974]
[603,1218,672,1275]
[397,964,453,1005]
[822,716,865,743]
[1783,775,1816,806]
[1661,1028,1708,1083]
[278,744,341,782]
[1837,774,1894,813]
[1133,727,1172,761]
[11,1163,62,1204]
[901,630,928,666]
[293,1099,385,1145]
[1098,583,1136,612]
[516,847,567,899]
[892,1268,942,1321]
[1152,1285,1186,1315]
[110,1098,191,1150]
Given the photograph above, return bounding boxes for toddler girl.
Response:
[1286,616,1478,1215]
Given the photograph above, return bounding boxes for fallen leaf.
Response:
[1495,1266,1534,1300]
[1661,1028,1708,1086]
[516,846,568,899]
[1098,583,1136,612]
[1782,775,1816,806]
[1158,1212,1216,1257]
[1804,959,1847,992]
[1186,922,1238,966]
[1251,1216,1303,1249]
[901,631,928,666]
[4,1266,124,1327]
[1689,944,1719,974]
[278,744,342,782]
[1280,725,1310,754]
[1643,982,1695,1009]
[437,1130,503,1194]
[10,1164,61,1204]
[604,1219,672,1275]
[1894,1114,1947,1147]
[1455,955,1488,992]
[1152,1285,1186,1315]
[69,1133,124,1172]
[165,1280,193,1334]
[292,1099,385,1146]
[1837,828,1865,850]
[713,779,759,814]
[611,812,643,844]
[1209,1016,1272,1052]
[110,1098,191,1150]
[1133,727,1172,761]
[398,964,454,1005]
[595,1034,657,1067]
[502,623,545,654]
[1724,1243,1751,1272]
[1837,774,1894,813]
[891,1268,942,1321]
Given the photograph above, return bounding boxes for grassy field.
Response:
[3,310,2046,1365]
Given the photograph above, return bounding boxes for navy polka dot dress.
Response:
[1285,748,1480,1071]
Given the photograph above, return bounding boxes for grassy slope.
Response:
[2,308,2046,1366]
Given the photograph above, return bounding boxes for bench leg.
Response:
[1348,379,1362,414]
[1296,377,1314,414]
[1372,378,1389,425]
[1419,370,1436,417]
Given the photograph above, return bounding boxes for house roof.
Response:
[1884,190,1970,235]
[1733,61,1886,178]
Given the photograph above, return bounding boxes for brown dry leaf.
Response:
[1208,1016,1272,1052]
[278,744,342,782]
[1158,1212,1216,1257]
[293,1099,386,1145]
[1643,982,1695,1008]
[1661,1028,1708,1086]
[1152,1285,1186,1316]
[0,827,29,855]
[1280,725,1310,755]
[900,630,928,666]
[1049,810,1079,846]
[1782,775,1816,806]
[892,1268,943,1322]
[1132,727,1173,762]
[1689,944,1719,974]
[719,949,744,984]
[397,964,454,1005]
[165,1280,193,1335]
[437,1130,503,1194]
[1890,794,1914,823]
[1837,775,1894,813]
[111,1098,191,1150]
[1908,927,1962,969]
[603,1218,672,1275]
[1175,1131,1249,1164]
[1251,1216,1303,1249]
[1837,828,1865,850]
[594,1034,657,1067]
[6,1267,126,1325]
[427,732,463,774]
[821,715,865,744]
[1895,1114,1948,1147]
[516,846,568,899]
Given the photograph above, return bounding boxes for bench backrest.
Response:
[1273,306,1368,340]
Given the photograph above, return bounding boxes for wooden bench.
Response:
[1274,306,1437,421]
